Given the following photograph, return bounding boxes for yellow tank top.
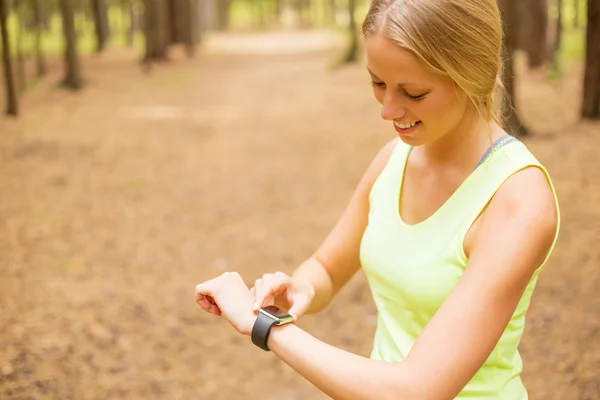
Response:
[359,136,560,399]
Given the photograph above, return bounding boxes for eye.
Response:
[371,81,386,88]
[405,92,427,101]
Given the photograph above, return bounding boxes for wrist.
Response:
[249,306,295,351]
[241,312,258,336]
[265,322,297,352]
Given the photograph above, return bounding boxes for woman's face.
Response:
[364,34,473,147]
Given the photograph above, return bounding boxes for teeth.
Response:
[395,121,418,129]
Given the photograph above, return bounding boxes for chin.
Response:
[397,133,425,146]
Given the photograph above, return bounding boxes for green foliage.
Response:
[5,4,145,60]
[559,0,587,62]
[561,0,587,30]
[227,0,372,30]
[548,0,587,81]
[560,27,586,61]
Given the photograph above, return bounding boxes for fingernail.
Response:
[253,302,258,311]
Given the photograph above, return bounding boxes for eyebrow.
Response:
[367,67,421,87]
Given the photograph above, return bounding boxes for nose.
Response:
[380,93,407,121]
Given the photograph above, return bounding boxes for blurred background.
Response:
[0,0,598,399]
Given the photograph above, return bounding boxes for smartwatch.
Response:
[251,305,294,351]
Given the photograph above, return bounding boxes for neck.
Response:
[421,109,498,171]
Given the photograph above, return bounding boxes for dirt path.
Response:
[0,30,598,400]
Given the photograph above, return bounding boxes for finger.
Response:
[195,282,215,298]
[196,295,222,316]
[208,303,222,316]
[196,295,210,309]
[195,271,233,295]
[262,294,275,308]
[288,293,311,321]
[255,273,290,307]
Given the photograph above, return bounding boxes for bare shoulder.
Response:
[474,165,559,270]
[492,166,558,227]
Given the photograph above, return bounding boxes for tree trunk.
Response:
[582,0,600,119]
[201,0,219,31]
[182,0,198,57]
[166,0,178,43]
[299,0,311,28]
[525,0,549,68]
[498,0,529,136]
[515,0,529,51]
[143,0,169,62]
[31,0,46,77]
[122,0,137,48]
[15,0,26,92]
[40,1,50,30]
[574,0,580,28]
[92,0,110,52]
[342,0,358,63]
[549,0,563,77]
[0,0,18,116]
[274,0,282,25]
[60,0,83,89]
[168,0,191,44]
[553,0,562,55]
[216,0,232,31]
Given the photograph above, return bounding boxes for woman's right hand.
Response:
[251,272,316,321]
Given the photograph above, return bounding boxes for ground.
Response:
[0,30,598,400]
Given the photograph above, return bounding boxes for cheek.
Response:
[421,93,465,126]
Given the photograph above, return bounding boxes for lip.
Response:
[394,121,421,135]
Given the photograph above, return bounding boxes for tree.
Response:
[92,0,110,52]
[143,0,169,62]
[524,0,549,68]
[0,0,18,115]
[182,0,199,57]
[166,0,180,43]
[216,0,233,31]
[342,0,359,63]
[60,0,84,89]
[120,0,137,48]
[15,0,26,92]
[31,0,47,77]
[499,0,529,136]
[298,0,312,28]
[582,0,600,119]
[550,0,563,77]
[552,0,563,56]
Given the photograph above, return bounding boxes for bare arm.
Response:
[289,139,399,314]
[266,166,559,400]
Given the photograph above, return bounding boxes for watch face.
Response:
[260,305,291,318]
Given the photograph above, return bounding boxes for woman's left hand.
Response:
[195,272,256,336]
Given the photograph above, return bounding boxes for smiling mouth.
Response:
[393,121,422,134]
[394,121,420,129]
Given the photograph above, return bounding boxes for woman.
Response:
[195,0,560,398]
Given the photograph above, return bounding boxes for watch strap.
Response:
[251,312,277,351]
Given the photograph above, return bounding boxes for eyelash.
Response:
[370,81,428,101]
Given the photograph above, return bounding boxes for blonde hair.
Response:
[362,0,505,127]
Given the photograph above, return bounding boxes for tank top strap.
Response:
[448,138,554,241]
[368,138,411,209]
